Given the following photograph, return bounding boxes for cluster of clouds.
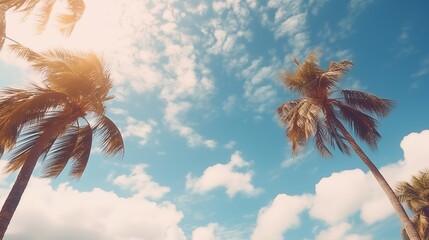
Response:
[0,0,351,149]
[250,129,429,240]
[1,130,428,239]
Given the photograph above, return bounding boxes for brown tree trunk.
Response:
[0,116,73,239]
[333,118,421,240]
[0,155,38,239]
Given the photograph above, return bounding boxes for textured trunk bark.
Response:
[333,117,421,240]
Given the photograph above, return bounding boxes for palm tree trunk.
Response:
[333,118,421,240]
[0,154,38,239]
[0,120,68,239]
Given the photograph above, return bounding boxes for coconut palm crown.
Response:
[396,171,429,240]
[277,50,420,240]
[0,44,124,239]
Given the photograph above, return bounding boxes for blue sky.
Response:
[1,0,429,239]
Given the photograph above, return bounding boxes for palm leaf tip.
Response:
[95,116,125,158]
[341,90,394,118]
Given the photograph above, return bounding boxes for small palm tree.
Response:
[0,44,124,239]
[0,0,85,48]
[277,50,420,240]
[396,171,429,240]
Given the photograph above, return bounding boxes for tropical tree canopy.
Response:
[0,44,124,178]
[277,51,421,240]
[396,171,429,240]
[277,50,394,158]
[0,0,85,49]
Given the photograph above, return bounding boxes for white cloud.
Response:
[192,223,219,240]
[0,163,186,240]
[251,130,429,238]
[186,151,261,197]
[112,164,170,200]
[122,117,157,146]
[251,194,313,240]
[316,222,371,240]
[309,129,429,225]
[309,169,371,224]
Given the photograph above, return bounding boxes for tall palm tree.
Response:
[0,44,124,239]
[277,50,420,240]
[0,0,85,48]
[396,171,429,240]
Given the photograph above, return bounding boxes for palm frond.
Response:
[281,50,324,96]
[42,125,79,178]
[57,0,85,36]
[4,128,40,172]
[278,99,322,155]
[0,87,69,150]
[69,124,92,178]
[341,90,394,117]
[34,0,56,34]
[94,115,124,157]
[8,43,42,63]
[0,5,6,50]
[328,60,353,72]
[323,111,351,155]
[4,110,76,172]
[333,100,380,149]
[314,119,332,158]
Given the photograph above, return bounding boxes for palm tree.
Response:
[396,171,429,240]
[0,44,124,239]
[0,0,85,48]
[277,50,420,240]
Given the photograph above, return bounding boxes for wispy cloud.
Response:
[122,117,157,146]
[411,56,429,78]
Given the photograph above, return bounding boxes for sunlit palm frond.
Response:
[1,0,39,13]
[2,0,85,36]
[341,90,394,118]
[94,115,124,157]
[34,0,55,34]
[333,100,380,149]
[0,6,6,50]
[277,100,301,124]
[69,124,92,178]
[283,51,325,97]
[57,0,85,36]
[278,99,322,155]
[0,87,69,150]
[42,125,79,178]
[8,43,42,63]
[328,60,353,72]
[396,170,429,240]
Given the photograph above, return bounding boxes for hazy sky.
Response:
[1,0,429,239]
